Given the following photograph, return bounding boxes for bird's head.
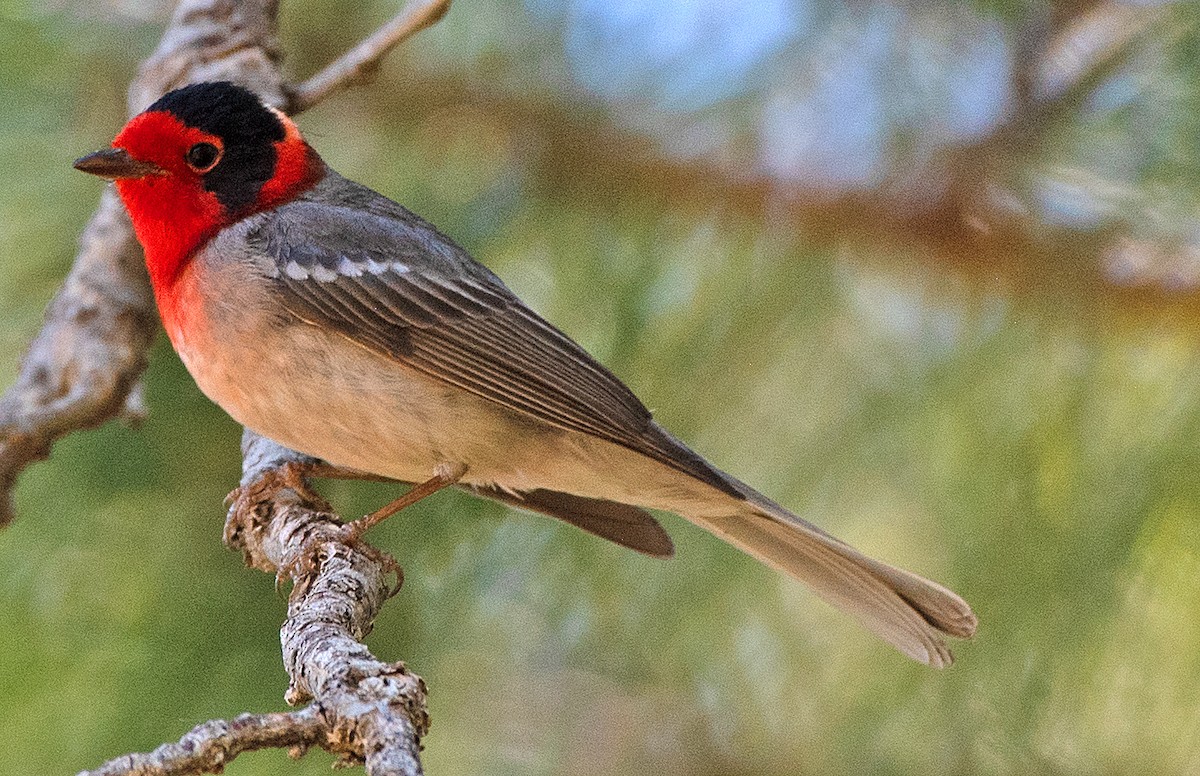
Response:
[75,82,324,286]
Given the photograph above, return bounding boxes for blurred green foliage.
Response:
[4,1,1200,774]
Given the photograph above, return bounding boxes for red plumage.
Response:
[112,104,322,348]
[113,111,227,287]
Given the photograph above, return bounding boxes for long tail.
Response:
[686,490,977,667]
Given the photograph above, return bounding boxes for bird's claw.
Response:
[224,462,333,546]
[270,461,334,511]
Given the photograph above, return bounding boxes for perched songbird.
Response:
[75,81,976,666]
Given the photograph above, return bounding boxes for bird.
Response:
[74,81,976,666]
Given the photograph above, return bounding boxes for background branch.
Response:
[287,0,452,114]
[0,184,154,528]
[0,0,290,527]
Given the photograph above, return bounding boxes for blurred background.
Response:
[3,0,1200,773]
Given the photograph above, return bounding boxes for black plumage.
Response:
[147,82,285,212]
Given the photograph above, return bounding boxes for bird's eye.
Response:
[185,142,221,172]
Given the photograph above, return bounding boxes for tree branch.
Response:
[1,0,450,773]
[0,187,154,527]
[77,708,327,776]
[74,434,430,776]
[224,431,429,775]
[287,0,453,114]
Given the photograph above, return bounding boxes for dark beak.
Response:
[73,148,165,180]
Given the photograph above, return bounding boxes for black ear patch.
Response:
[148,82,286,212]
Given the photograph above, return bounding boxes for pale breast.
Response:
[167,239,557,484]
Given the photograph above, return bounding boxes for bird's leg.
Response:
[343,461,469,540]
[225,459,402,541]
[277,462,468,596]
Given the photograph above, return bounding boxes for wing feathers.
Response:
[253,182,739,496]
[237,173,976,665]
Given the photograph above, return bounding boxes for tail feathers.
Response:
[689,501,977,667]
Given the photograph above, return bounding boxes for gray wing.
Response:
[245,172,741,499]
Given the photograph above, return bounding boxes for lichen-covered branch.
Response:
[76,432,430,775]
[0,1,449,773]
[225,431,429,775]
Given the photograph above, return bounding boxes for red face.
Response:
[115,110,227,180]
[111,110,229,287]
[75,83,324,292]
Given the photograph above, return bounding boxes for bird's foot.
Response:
[279,462,466,597]
[345,461,468,535]
[224,461,333,552]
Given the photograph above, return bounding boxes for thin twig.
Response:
[77,708,327,776]
[287,0,452,114]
